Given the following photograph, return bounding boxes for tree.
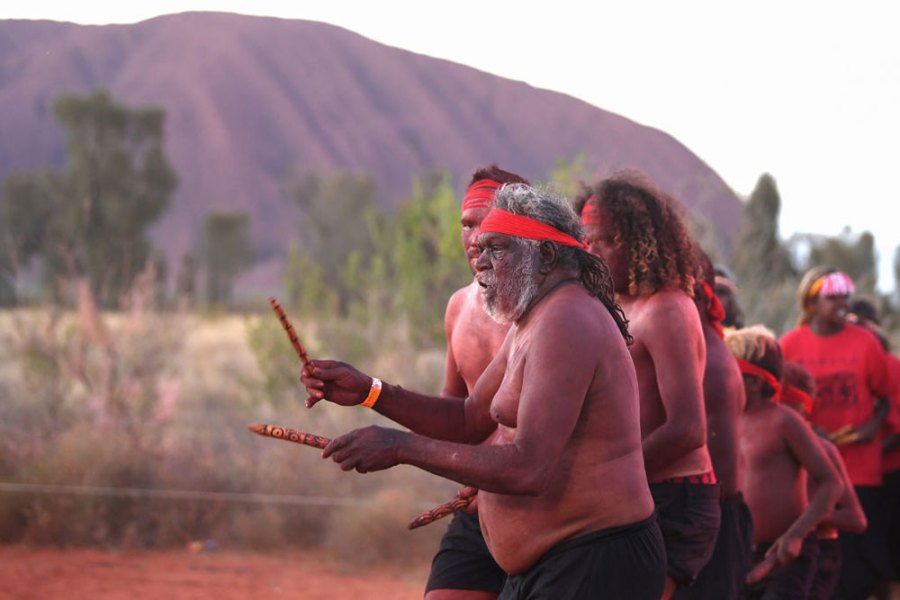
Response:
[804,228,878,293]
[282,171,380,311]
[378,173,469,345]
[893,246,900,306]
[732,173,795,286]
[280,169,469,347]
[175,253,198,312]
[729,173,798,333]
[200,211,253,308]
[546,153,594,199]
[0,89,177,307]
[0,171,59,305]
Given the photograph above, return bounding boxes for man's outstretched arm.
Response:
[301,357,499,444]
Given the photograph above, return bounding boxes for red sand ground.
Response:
[0,546,429,600]
[6,545,898,599]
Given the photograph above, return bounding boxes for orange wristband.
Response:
[361,377,382,408]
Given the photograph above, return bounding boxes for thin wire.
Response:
[0,481,438,510]
[0,481,366,507]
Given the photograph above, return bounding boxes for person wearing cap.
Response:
[300,183,666,598]
[780,360,868,600]
[426,165,528,600]
[780,268,893,600]
[575,171,720,600]
[724,326,841,599]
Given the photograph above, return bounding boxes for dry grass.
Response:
[0,307,456,562]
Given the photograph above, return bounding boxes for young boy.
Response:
[725,325,842,599]
[782,361,867,600]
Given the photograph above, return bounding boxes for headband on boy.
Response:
[736,358,782,401]
[479,209,588,249]
[808,271,855,300]
[462,179,502,211]
[781,384,814,416]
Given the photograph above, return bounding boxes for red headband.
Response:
[781,384,814,416]
[702,282,726,339]
[580,197,601,226]
[736,358,782,401]
[462,179,502,211]
[480,208,588,249]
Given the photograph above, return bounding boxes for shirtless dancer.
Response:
[725,326,841,599]
[577,171,720,599]
[301,183,666,598]
[427,166,529,600]
[781,361,867,600]
[674,250,752,600]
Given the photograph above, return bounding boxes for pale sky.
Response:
[5,1,900,289]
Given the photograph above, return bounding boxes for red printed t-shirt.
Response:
[883,354,900,473]
[780,323,892,486]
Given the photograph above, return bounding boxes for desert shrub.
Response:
[325,487,446,566]
[0,304,456,559]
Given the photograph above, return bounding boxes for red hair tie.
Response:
[580,197,600,226]
[781,384,814,416]
[462,179,502,211]
[702,282,726,339]
[480,209,588,249]
[736,358,782,402]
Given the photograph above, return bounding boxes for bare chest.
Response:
[450,304,509,391]
[490,338,529,427]
[740,414,792,471]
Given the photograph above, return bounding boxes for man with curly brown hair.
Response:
[670,248,752,600]
[576,171,720,599]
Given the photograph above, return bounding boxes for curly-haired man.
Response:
[576,171,720,599]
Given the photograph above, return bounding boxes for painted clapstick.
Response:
[408,491,476,530]
[828,424,860,445]
[248,423,330,449]
[268,296,312,369]
[745,553,777,585]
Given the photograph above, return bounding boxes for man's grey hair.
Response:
[493,183,585,244]
[490,183,633,344]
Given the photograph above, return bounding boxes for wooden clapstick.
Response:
[745,553,777,585]
[828,424,859,445]
[408,493,475,530]
[248,423,330,449]
[269,296,312,369]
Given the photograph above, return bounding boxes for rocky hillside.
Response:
[0,12,742,289]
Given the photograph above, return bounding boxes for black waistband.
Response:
[540,514,657,559]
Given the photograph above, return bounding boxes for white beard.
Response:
[481,252,541,325]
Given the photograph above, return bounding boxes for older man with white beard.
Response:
[300,184,666,599]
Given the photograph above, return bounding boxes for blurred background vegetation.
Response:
[1,89,898,561]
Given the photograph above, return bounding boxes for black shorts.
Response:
[884,469,900,580]
[808,538,841,600]
[425,510,507,593]
[742,534,820,600]
[837,485,893,600]
[649,481,722,586]
[499,515,666,600]
[673,493,754,600]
